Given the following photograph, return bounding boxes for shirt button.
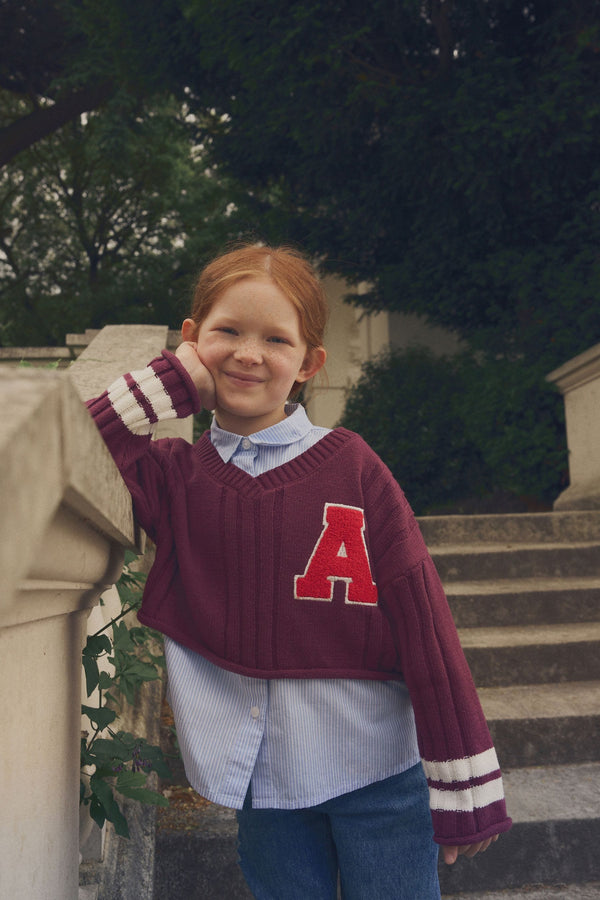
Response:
[250,706,260,719]
[241,438,252,450]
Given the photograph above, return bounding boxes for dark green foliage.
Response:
[340,348,568,514]
[456,354,568,504]
[184,0,596,504]
[2,0,596,498]
[186,0,600,367]
[0,94,239,346]
[0,0,203,166]
[80,551,170,838]
[340,348,485,514]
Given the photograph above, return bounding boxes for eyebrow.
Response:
[211,314,297,335]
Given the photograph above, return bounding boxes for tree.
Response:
[0,0,203,167]
[0,95,239,345]
[185,0,600,369]
[177,0,598,505]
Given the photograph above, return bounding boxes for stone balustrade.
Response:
[547,341,600,510]
[0,326,191,900]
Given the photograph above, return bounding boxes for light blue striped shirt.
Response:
[164,404,420,810]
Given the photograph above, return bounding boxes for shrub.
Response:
[339,347,568,515]
[455,353,568,505]
[339,347,485,515]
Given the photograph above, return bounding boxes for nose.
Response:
[234,337,262,366]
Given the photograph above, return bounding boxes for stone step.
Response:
[457,622,600,687]
[431,541,600,581]
[419,510,600,545]
[79,888,98,900]
[153,764,600,898]
[154,803,252,899]
[439,763,600,895]
[443,882,600,899]
[478,681,600,767]
[446,576,600,628]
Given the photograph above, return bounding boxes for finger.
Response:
[462,837,496,858]
[442,846,459,865]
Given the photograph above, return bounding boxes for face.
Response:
[187,277,325,435]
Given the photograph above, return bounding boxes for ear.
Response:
[181,318,198,342]
[296,346,327,384]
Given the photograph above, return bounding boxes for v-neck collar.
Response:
[193,427,354,497]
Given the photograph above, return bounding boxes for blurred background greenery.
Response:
[2,0,599,510]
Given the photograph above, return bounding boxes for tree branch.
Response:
[0,81,113,168]
[428,0,455,73]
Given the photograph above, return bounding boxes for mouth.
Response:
[224,371,263,386]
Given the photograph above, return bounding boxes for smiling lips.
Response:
[225,370,264,385]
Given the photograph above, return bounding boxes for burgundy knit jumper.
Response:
[87,350,512,846]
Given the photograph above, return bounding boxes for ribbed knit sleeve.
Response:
[86,351,201,536]
[379,559,511,846]
[357,445,511,845]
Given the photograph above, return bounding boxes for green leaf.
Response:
[134,741,172,779]
[90,774,129,838]
[89,795,107,831]
[87,737,130,764]
[82,705,117,731]
[82,655,100,697]
[119,785,170,807]
[112,621,135,650]
[116,770,146,790]
[116,771,169,806]
[98,671,114,690]
[83,634,112,657]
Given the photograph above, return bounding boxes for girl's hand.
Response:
[176,340,216,411]
[442,835,498,865]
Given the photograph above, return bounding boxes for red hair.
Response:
[189,244,328,351]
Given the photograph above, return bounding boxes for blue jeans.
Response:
[236,764,441,900]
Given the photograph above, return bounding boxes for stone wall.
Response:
[547,342,600,510]
[0,368,135,899]
[0,325,191,900]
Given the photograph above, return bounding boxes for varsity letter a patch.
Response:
[295,503,378,605]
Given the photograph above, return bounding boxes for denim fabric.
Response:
[236,764,441,900]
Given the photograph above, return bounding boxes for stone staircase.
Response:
[420,510,600,898]
[148,509,600,899]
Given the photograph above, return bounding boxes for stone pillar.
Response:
[0,325,192,900]
[547,342,600,510]
[72,325,192,895]
[0,369,135,900]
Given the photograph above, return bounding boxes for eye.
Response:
[215,326,238,335]
[267,336,291,345]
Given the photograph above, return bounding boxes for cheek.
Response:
[195,336,224,371]
[274,355,309,387]
[265,349,297,374]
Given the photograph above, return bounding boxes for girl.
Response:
[88,244,511,899]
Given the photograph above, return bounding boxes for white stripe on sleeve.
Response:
[422,747,500,785]
[428,773,505,812]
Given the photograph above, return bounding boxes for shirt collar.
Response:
[210,403,313,463]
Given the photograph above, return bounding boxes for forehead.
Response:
[211,277,301,322]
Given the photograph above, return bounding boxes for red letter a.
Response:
[294,503,378,605]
